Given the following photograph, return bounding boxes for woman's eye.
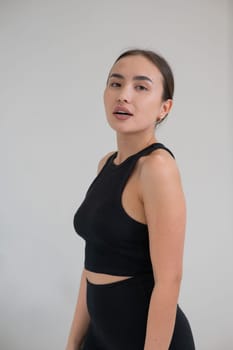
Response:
[110,82,121,87]
[135,85,148,91]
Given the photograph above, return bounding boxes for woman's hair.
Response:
[114,49,174,126]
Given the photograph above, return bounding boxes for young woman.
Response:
[66,49,195,350]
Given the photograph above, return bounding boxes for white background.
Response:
[0,1,232,349]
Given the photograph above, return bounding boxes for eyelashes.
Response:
[135,85,148,91]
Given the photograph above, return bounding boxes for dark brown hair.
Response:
[114,49,174,126]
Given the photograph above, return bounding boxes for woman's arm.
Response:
[65,269,90,350]
[139,150,186,350]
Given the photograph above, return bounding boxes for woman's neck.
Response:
[114,133,158,165]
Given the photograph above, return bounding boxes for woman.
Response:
[66,49,195,350]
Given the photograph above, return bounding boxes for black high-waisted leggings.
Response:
[82,272,195,350]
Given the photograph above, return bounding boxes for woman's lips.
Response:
[113,105,133,120]
[113,105,133,115]
[114,113,132,120]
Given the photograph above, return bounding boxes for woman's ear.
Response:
[160,99,173,119]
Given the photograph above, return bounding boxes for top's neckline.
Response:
[110,142,163,168]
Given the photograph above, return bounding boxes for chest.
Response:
[73,163,148,247]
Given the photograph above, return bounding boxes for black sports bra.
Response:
[73,142,175,276]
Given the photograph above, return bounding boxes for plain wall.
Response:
[1,0,232,349]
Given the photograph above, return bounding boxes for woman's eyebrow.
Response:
[133,75,153,83]
[109,73,153,83]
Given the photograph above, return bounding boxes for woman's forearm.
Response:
[66,269,90,350]
[143,280,181,350]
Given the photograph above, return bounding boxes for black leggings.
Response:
[82,272,195,350]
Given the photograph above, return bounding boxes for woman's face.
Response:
[103,55,172,134]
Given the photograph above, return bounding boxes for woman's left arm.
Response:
[140,151,186,350]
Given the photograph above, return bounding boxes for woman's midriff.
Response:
[85,269,133,285]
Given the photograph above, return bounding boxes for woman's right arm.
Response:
[65,269,90,350]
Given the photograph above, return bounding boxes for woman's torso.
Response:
[84,146,167,285]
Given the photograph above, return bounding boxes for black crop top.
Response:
[73,142,175,276]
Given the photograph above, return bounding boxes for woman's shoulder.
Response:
[138,146,180,185]
[97,150,116,174]
[137,147,184,205]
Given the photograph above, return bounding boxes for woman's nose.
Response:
[116,87,131,103]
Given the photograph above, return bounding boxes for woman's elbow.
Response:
[155,271,183,291]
